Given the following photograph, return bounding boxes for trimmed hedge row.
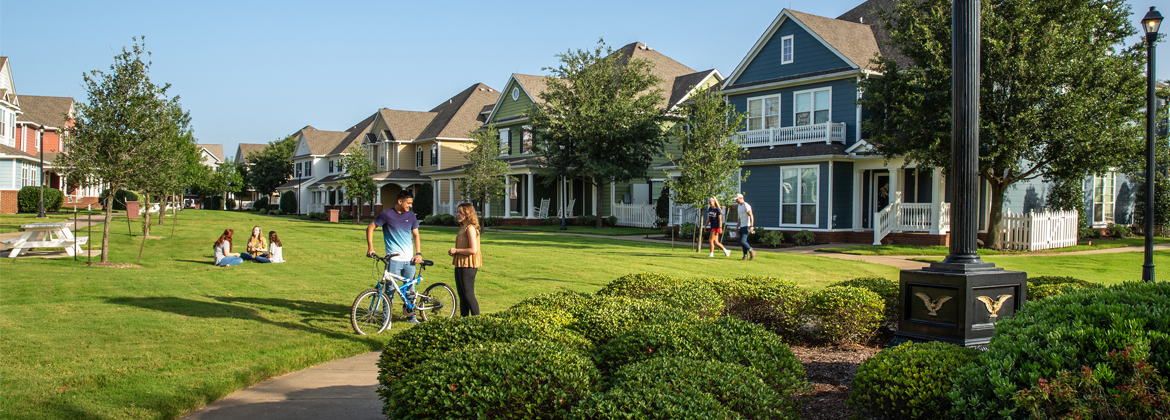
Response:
[849,341,981,419]
[17,186,63,213]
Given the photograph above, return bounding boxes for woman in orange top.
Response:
[447,202,481,316]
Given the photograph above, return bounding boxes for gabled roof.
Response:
[16,96,73,129]
[513,74,554,107]
[377,108,437,142]
[0,143,37,161]
[298,129,348,156]
[235,143,268,164]
[197,144,224,163]
[836,0,910,68]
[418,83,500,140]
[669,69,723,109]
[41,151,60,164]
[724,9,882,88]
[327,113,378,155]
[614,42,699,109]
[0,57,17,107]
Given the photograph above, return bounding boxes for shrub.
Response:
[439,214,456,226]
[226,198,236,210]
[655,187,670,221]
[577,215,597,226]
[98,189,141,211]
[482,216,498,227]
[829,277,899,322]
[792,230,815,246]
[644,282,724,319]
[542,216,561,226]
[759,230,787,247]
[206,196,223,210]
[592,316,807,399]
[850,341,981,419]
[252,197,268,211]
[17,186,63,213]
[679,222,697,239]
[1026,275,1103,301]
[949,282,1170,419]
[570,357,795,420]
[307,212,326,220]
[509,291,593,316]
[279,191,297,214]
[596,273,686,297]
[654,217,668,228]
[713,276,809,340]
[1079,226,1102,239]
[384,340,599,420]
[421,214,441,224]
[1105,223,1132,238]
[605,215,618,227]
[806,286,883,345]
[340,212,351,220]
[1013,345,1170,420]
[566,295,697,345]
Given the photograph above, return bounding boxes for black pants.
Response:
[454,267,480,317]
[739,226,753,256]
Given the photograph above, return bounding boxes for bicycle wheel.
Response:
[351,289,391,335]
[419,283,457,321]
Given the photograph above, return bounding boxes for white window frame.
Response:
[793,87,832,127]
[416,146,423,167]
[746,94,781,132]
[1093,172,1115,226]
[779,165,819,227]
[499,128,511,156]
[304,161,312,177]
[511,87,520,101]
[329,160,334,173]
[781,35,794,64]
[379,155,386,167]
[430,143,439,166]
[522,126,533,154]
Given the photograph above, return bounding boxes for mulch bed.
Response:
[791,344,880,420]
[88,262,144,268]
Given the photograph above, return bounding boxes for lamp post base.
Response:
[891,266,1027,349]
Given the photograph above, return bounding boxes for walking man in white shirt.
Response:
[735,193,756,260]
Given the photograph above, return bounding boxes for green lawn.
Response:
[488,224,664,236]
[909,251,1170,285]
[0,211,106,234]
[0,210,898,420]
[818,237,1170,256]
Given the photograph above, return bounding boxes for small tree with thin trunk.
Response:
[246,135,297,199]
[460,126,510,212]
[58,37,181,264]
[339,147,377,222]
[664,85,748,249]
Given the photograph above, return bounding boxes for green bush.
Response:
[829,277,899,322]
[712,276,809,340]
[949,282,1170,419]
[98,189,141,211]
[376,313,591,385]
[566,295,697,345]
[806,286,883,345]
[252,197,268,211]
[440,214,456,226]
[679,222,697,239]
[340,212,351,220]
[1079,226,1101,239]
[605,215,618,227]
[384,340,599,420]
[482,216,499,227]
[279,191,297,214]
[509,291,593,316]
[597,273,686,297]
[792,230,815,246]
[307,212,326,220]
[644,282,724,319]
[760,230,787,247]
[17,186,63,213]
[1013,345,1170,420]
[592,316,806,399]
[1105,223,1132,238]
[542,216,562,226]
[570,357,796,420]
[206,196,223,210]
[226,198,236,210]
[850,341,981,420]
[577,215,597,226]
[1026,275,1103,301]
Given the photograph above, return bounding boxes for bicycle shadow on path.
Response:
[105,296,380,348]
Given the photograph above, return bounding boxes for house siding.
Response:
[439,142,473,172]
[740,161,830,230]
[493,80,537,125]
[832,161,853,229]
[0,159,13,190]
[726,77,860,146]
[735,18,851,85]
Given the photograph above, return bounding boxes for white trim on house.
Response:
[722,71,858,95]
[723,10,862,88]
[779,164,820,227]
[668,69,726,111]
[855,77,864,143]
[746,93,782,131]
[792,86,832,126]
[780,35,794,64]
[498,128,511,156]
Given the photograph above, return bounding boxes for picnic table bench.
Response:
[0,222,88,258]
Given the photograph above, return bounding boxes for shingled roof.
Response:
[379,108,437,141]
[669,69,720,108]
[836,0,910,69]
[17,96,73,129]
[327,113,378,155]
[235,143,268,164]
[786,10,882,71]
[512,74,554,108]
[299,129,348,156]
[418,83,500,140]
[614,42,701,109]
[197,144,224,162]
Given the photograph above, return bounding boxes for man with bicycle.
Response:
[366,190,424,324]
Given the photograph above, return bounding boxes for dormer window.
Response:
[499,128,511,155]
[781,35,794,64]
[431,143,439,166]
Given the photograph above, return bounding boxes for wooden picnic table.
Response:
[1,222,88,258]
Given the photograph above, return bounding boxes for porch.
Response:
[737,122,847,148]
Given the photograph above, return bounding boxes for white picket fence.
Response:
[613,203,657,228]
[436,203,452,216]
[1001,209,1079,251]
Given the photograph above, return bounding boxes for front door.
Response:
[873,173,891,216]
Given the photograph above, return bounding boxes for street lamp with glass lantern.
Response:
[1142,6,1162,283]
[37,126,46,218]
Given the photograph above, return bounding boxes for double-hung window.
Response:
[416,146,423,167]
[329,160,334,173]
[793,88,831,126]
[747,95,780,131]
[499,128,511,155]
[296,162,302,178]
[781,35,794,64]
[1093,172,1115,225]
[304,162,311,177]
[430,144,438,166]
[781,166,818,226]
[522,127,533,154]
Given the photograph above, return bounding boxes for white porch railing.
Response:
[437,203,452,216]
[1001,210,1078,251]
[613,203,657,228]
[737,122,847,148]
[873,202,951,245]
[670,205,702,227]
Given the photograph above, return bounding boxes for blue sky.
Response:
[2,0,1167,159]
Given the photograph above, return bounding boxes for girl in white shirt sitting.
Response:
[267,231,285,263]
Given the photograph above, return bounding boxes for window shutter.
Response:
[508,130,513,154]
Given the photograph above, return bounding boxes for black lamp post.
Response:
[1142,6,1162,283]
[37,127,46,218]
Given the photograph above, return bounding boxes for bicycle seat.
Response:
[420,260,434,267]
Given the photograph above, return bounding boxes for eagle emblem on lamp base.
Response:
[976,295,1013,318]
[914,293,952,316]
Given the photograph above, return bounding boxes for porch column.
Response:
[448,179,455,215]
[610,182,615,208]
[526,173,535,218]
[889,168,902,231]
[592,183,598,216]
[853,169,864,231]
[504,180,511,217]
[558,176,564,218]
[930,168,945,234]
[432,180,437,215]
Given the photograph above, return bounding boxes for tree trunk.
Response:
[985,180,1010,249]
[222,191,227,210]
[594,178,604,228]
[158,194,166,226]
[171,194,178,238]
[101,195,114,263]
[142,193,151,238]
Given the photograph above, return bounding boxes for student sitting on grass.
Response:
[213,229,243,267]
[241,225,271,263]
[267,231,284,263]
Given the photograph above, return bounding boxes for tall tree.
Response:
[339,147,377,222]
[208,161,245,210]
[246,135,297,198]
[528,39,670,228]
[58,38,182,263]
[664,85,749,244]
[460,126,510,210]
[859,0,1145,248]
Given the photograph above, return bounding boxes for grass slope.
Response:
[818,237,1170,256]
[0,210,897,419]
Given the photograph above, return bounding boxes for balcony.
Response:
[737,122,846,148]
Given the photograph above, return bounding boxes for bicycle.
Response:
[350,253,457,335]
